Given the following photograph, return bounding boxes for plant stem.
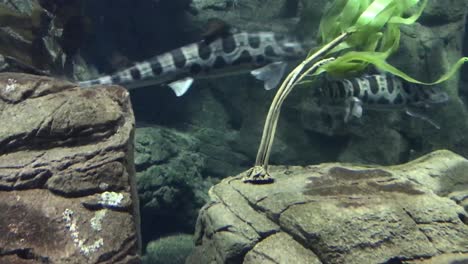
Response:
[243,31,352,183]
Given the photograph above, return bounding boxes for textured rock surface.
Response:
[0,73,141,263]
[0,0,47,69]
[192,0,300,33]
[187,150,468,264]
[0,0,85,75]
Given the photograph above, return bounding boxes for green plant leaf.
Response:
[316,50,468,85]
[311,0,467,87]
[317,0,427,76]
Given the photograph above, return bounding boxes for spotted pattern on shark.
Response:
[77,31,310,96]
[324,74,448,107]
[319,73,449,128]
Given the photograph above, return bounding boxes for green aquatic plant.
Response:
[142,234,194,264]
[315,0,467,84]
[243,0,467,183]
[316,0,426,76]
[244,32,351,183]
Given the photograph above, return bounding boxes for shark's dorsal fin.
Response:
[168,77,194,96]
[250,61,288,90]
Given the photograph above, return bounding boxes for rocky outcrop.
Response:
[0,0,105,82]
[187,150,468,264]
[0,73,141,263]
[192,0,301,33]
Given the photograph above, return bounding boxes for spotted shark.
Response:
[317,73,449,128]
[78,30,308,96]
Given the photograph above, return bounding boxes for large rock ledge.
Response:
[187,150,468,264]
[0,73,141,263]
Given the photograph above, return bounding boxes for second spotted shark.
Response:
[78,30,309,96]
[317,73,449,128]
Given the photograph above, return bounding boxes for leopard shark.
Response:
[317,73,449,128]
[78,30,309,96]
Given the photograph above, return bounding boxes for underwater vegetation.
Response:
[244,0,468,183]
[142,233,194,264]
[316,0,467,82]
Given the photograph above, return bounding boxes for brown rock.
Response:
[0,73,141,263]
[187,150,468,264]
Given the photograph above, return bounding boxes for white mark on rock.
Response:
[100,191,124,207]
[5,78,17,93]
[90,210,107,231]
[62,208,104,257]
[99,182,109,190]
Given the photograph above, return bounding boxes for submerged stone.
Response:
[188,150,468,264]
[0,73,141,263]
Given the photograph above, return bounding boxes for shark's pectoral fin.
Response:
[344,97,363,122]
[250,61,288,90]
[405,108,441,129]
[168,77,194,96]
